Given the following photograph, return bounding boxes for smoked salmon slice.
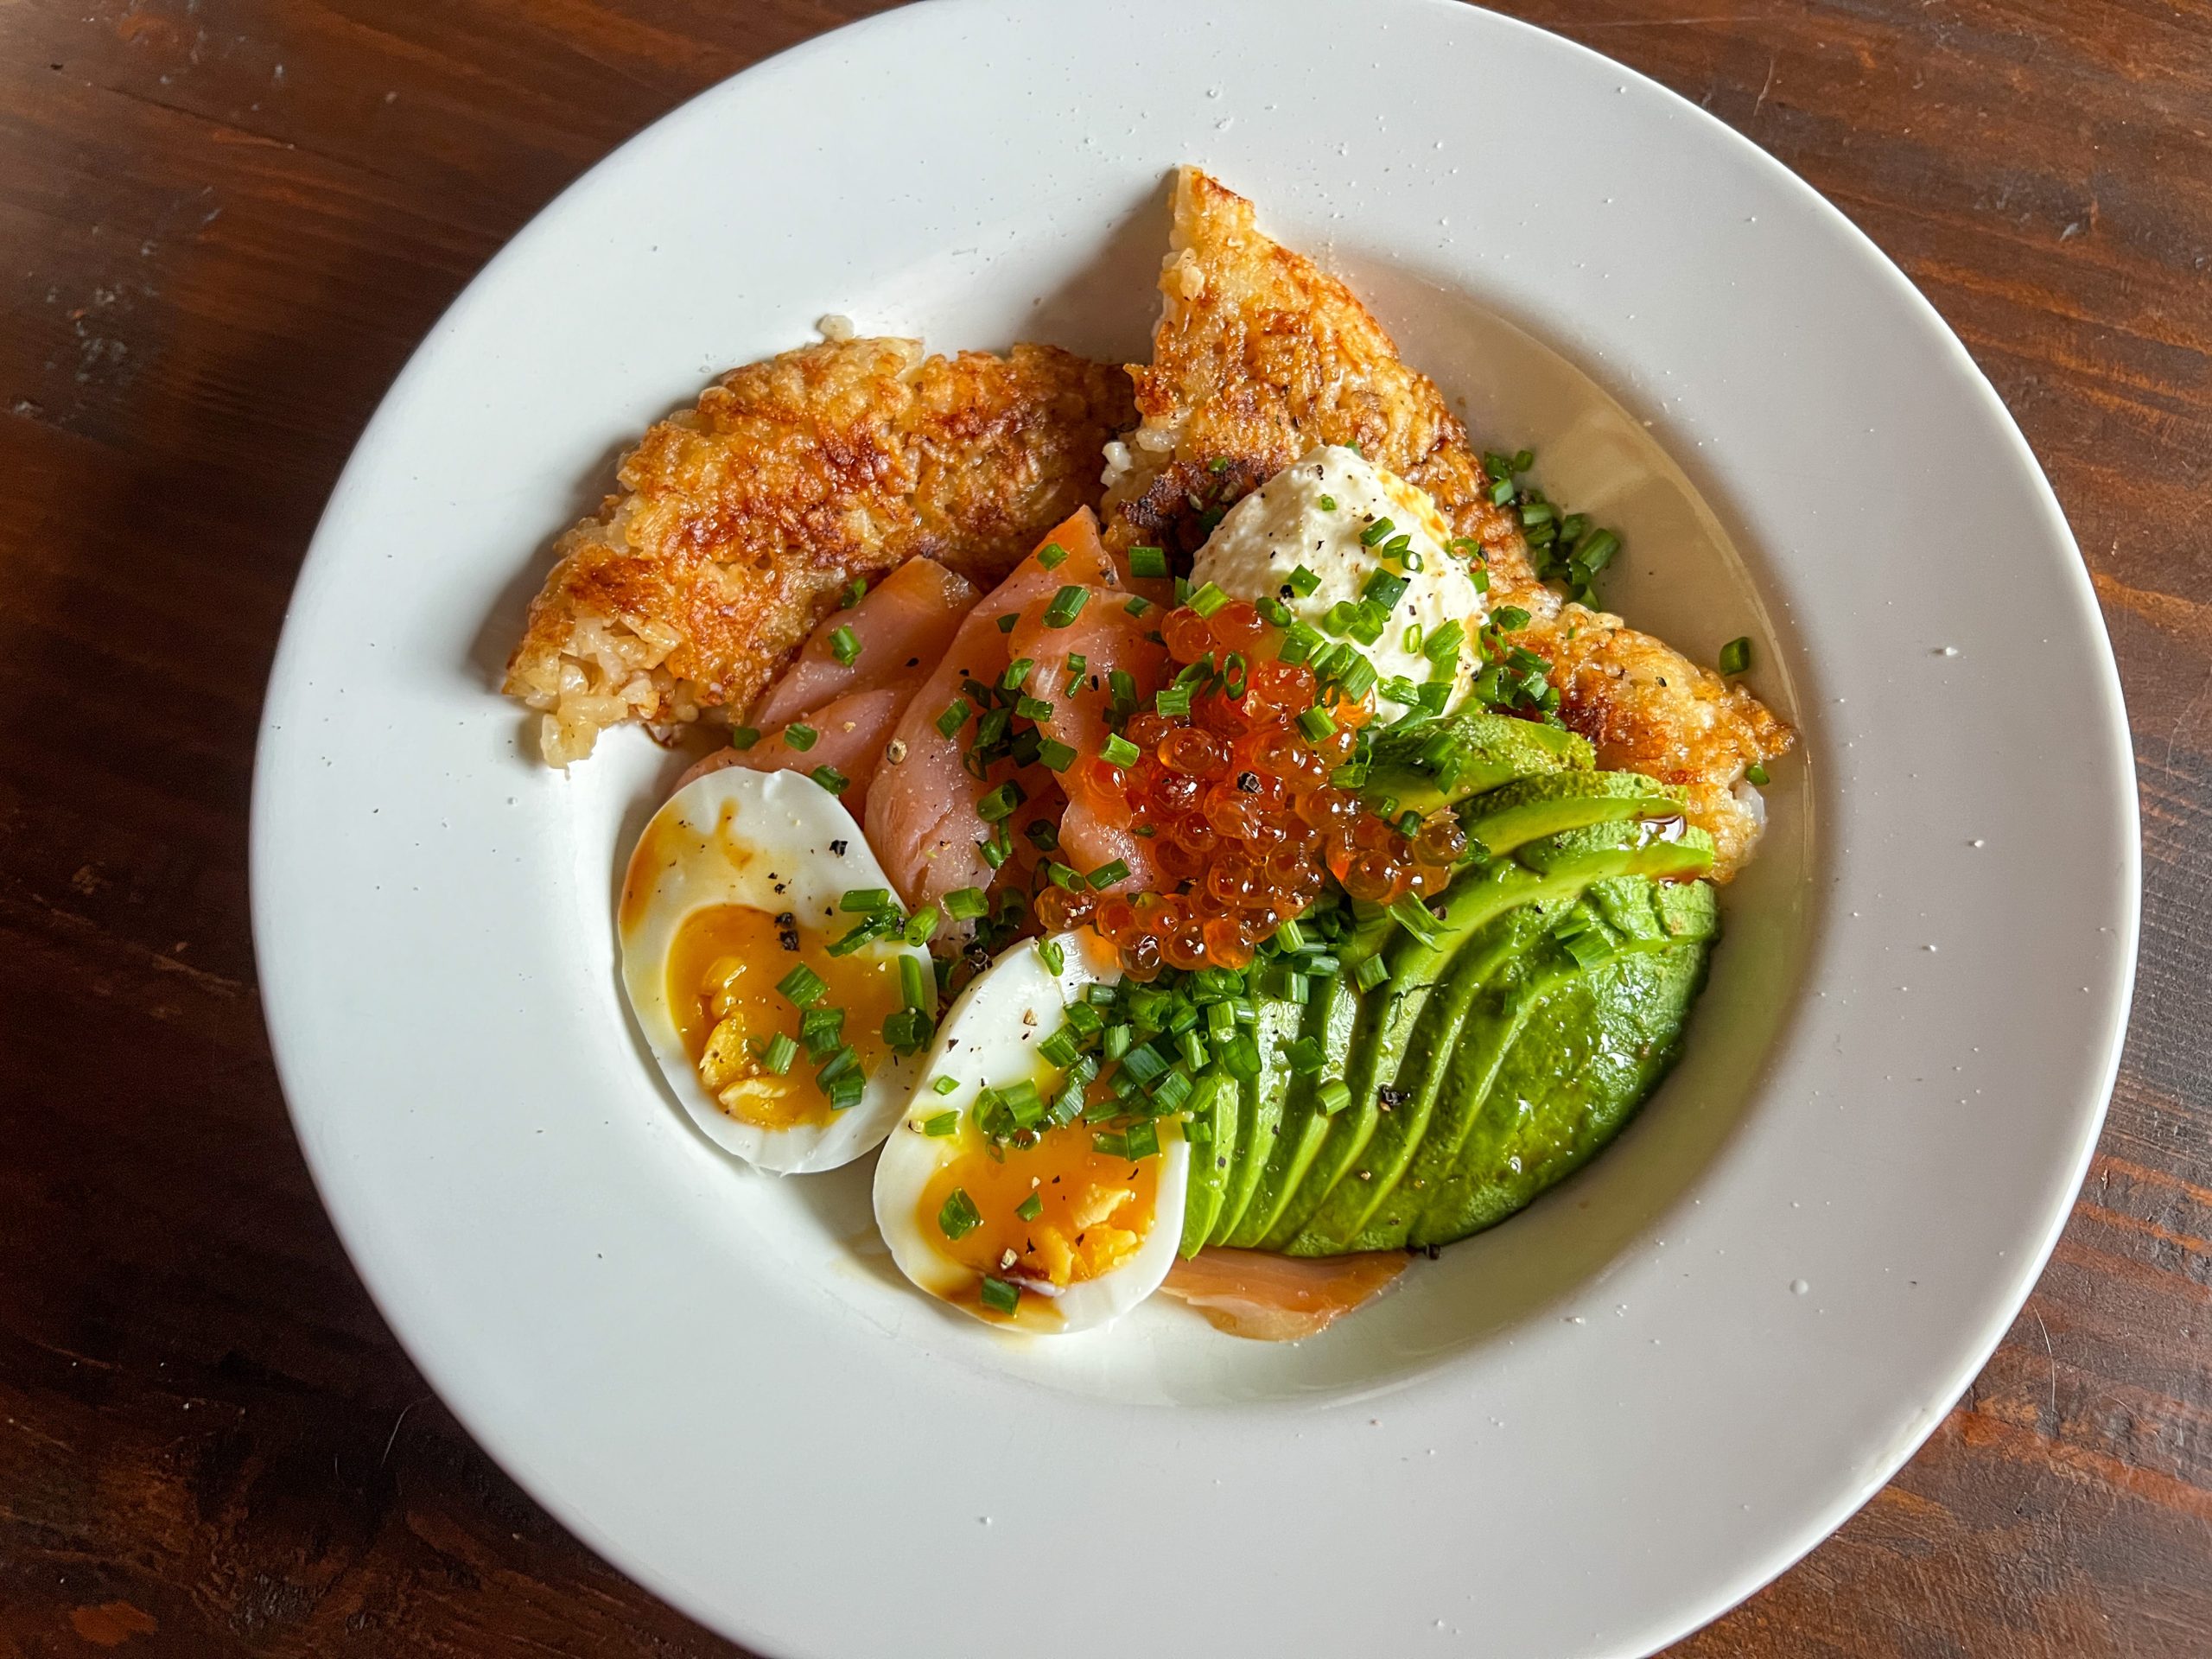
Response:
[1158,1248,1409,1341]
[679,685,913,817]
[754,557,978,730]
[871,509,1131,913]
[1004,587,1170,892]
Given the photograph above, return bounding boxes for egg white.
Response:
[619,766,931,1174]
[874,931,1190,1334]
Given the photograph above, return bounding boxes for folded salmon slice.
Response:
[1004,588,1170,893]
[677,684,912,813]
[872,509,1129,913]
[1159,1248,1408,1341]
[754,557,978,730]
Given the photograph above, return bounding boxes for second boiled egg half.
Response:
[874,931,1189,1334]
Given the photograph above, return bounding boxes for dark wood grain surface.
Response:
[3,0,2206,1652]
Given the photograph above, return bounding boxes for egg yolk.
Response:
[920,1123,1160,1309]
[665,904,904,1129]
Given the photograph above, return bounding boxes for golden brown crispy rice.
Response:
[505,337,1135,765]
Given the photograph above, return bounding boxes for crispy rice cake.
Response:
[506,337,1135,765]
[1104,167,1793,879]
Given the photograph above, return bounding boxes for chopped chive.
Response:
[1090,1129,1129,1158]
[1037,541,1069,570]
[1363,570,1410,612]
[841,887,893,913]
[1353,955,1390,992]
[1155,685,1193,718]
[823,1071,866,1110]
[760,1033,799,1075]
[904,906,943,946]
[1402,622,1426,654]
[1317,1078,1353,1115]
[1719,636,1752,676]
[994,613,1020,636]
[1337,654,1379,700]
[1001,658,1033,691]
[817,1044,859,1085]
[1423,620,1465,663]
[1101,733,1141,767]
[882,1007,933,1054]
[938,1187,982,1240]
[1298,706,1338,742]
[923,1108,960,1136]
[1319,494,1338,511]
[1128,546,1169,578]
[1086,859,1130,890]
[1039,937,1067,976]
[1124,1121,1160,1160]
[728,726,761,751]
[979,1274,1022,1315]
[931,1074,961,1096]
[830,626,861,666]
[782,722,818,752]
[1014,695,1055,724]
[1493,606,1531,632]
[842,576,868,607]
[935,698,970,739]
[944,887,988,920]
[777,963,827,1007]
[810,765,849,795]
[1188,581,1228,618]
[1123,595,1152,618]
[1286,564,1322,598]
[1043,585,1089,627]
[1285,1036,1325,1075]
[899,953,930,1012]
[1015,1191,1044,1222]
[1359,518,1395,547]
[1745,762,1770,786]
[800,1006,846,1059]
[977,780,1024,823]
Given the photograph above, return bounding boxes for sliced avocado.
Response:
[1266,827,1713,1255]
[1290,900,1560,1254]
[1259,868,1529,1253]
[1224,917,1388,1247]
[1178,1071,1241,1256]
[1459,771,1687,859]
[1362,710,1592,816]
[1405,930,1713,1247]
[1208,996,1300,1247]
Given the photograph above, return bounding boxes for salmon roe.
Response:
[1028,603,1462,976]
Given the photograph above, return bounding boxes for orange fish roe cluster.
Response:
[1030,600,1468,977]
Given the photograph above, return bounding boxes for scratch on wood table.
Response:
[3,0,2209,1654]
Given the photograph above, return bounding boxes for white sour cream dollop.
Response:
[1189,444,1486,721]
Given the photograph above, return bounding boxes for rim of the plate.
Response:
[251,2,2139,1654]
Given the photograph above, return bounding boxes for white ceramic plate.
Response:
[251,2,2139,1654]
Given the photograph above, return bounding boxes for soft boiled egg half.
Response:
[620,766,934,1173]
[874,931,1190,1334]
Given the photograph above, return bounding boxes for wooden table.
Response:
[3,1,2205,1651]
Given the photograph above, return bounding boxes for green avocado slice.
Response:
[1362,709,1592,815]
[1224,917,1388,1248]
[1178,1071,1241,1256]
[1268,827,1714,1255]
[1287,900,1561,1254]
[1459,771,1688,859]
[1208,996,1301,1247]
[1257,867,1534,1253]
[1405,928,1714,1248]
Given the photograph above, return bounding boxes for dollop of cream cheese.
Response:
[1189,445,1486,720]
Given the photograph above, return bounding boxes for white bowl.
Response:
[251,3,2138,1654]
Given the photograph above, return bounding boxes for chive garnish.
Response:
[938,1188,982,1240]
[1015,1192,1044,1222]
[777,963,827,1007]
[1037,541,1069,569]
[934,698,969,739]
[979,1275,1021,1316]
[1187,582,1228,618]
[830,626,861,666]
[1038,938,1066,976]
[1038,739,1077,772]
[728,726,761,751]
[1745,762,1770,786]
[943,887,988,920]
[1128,546,1169,578]
[810,765,849,795]
[922,1109,960,1135]
[1101,733,1141,767]
[1086,859,1130,890]
[1043,585,1089,627]
[1719,636,1752,676]
[1001,658,1033,691]
[760,1033,799,1075]
[782,722,818,752]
